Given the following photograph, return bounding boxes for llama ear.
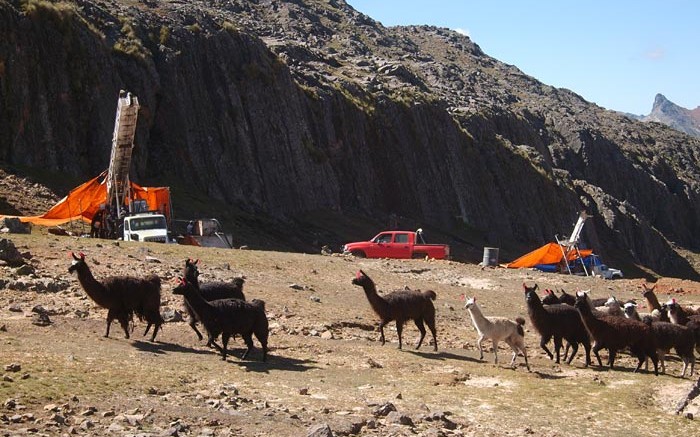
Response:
[71,252,79,260]
[458,293,465,301]
[78,252,85,260]
[533,284,538,291]
[522,283,527,290]
[356,270,365,279]
[195,259,199,265]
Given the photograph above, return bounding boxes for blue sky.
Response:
[346,0,699,115]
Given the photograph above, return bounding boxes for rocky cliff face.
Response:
[1,0,700,278]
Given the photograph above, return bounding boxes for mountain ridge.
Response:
[1,0,700,278]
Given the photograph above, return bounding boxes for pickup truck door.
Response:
[388,232,412,259]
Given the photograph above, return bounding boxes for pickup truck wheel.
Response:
[412,253,427,259]
[351,250,366,258]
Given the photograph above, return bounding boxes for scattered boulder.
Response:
[0,239,24,266]
[306,423,334,437]
[15,264,36,276]
[373,402,397,417]
[0,218,30,234]
[385,411,414,427]
[162,308,184,323]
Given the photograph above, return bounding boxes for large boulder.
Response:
[0,218,30,234]
[0,238,25,266]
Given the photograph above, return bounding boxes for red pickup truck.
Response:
[342,229,450,260]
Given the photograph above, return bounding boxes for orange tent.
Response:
[1,171,171,227]
[505,242,593,269]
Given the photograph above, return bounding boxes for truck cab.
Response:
[122,212,169,243]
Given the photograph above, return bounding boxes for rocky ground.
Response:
[1,228,700,437]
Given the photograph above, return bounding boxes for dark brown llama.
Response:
[68,252,163,341]
[351,270,437,351]
[183,258,246,343]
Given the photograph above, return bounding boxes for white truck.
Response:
[590,255,623,279]
[122,212,169,243]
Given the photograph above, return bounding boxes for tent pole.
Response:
[556,235,572,275]
[576,245,589,276]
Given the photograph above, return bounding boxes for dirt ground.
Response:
[2,230,700,437]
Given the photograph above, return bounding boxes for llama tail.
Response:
[515,317,526,337]
[422,290,437,301]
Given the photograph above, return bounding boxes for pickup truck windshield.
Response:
[129,216,167,231]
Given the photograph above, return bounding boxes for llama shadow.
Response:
[407,350,482,363]
[221,347,318,373]
[532,371,567,380]
[587,364,659,376]
[131,339,214,356]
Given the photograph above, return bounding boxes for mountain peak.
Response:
[643,94,700,138]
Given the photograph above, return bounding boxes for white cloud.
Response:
[454,28,470,37]
[645,47,665,60]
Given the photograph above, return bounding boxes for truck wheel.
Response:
[412,253,427,259]
[351,250,366,258]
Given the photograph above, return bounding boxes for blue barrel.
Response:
[482,247,499,266]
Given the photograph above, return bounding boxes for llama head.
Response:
[184,258,200,283]
[464,297,476,309]
[573,291,592,310]
[172,277,193,295]
[641,283,657,293]
[523,283,540,304]
[522,283,538,293]
[68,252,86,273]
[352,270,371,286]
[623,301,638,317]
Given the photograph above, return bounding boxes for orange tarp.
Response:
[505,242,593,269]
[1,171,170,227]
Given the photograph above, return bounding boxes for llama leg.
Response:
[539,336,554,360]
[520,343,530,371]
[553,336,563,364]
[592,343,603,367]
[220,333,230,361]
[189,321,204,341]
[413,318,427,349]
[113,311,130,339]
[241,333,255,360]
[148,312,162,342]
[566,342,579,365]
[581,342,591,367]
[649,350,659,376]
[378,321,387,346]
[425,313,438,351]
[476,334,485,361]
[608,349,617,369]
[255,328,268,362]
[395,321,404,350]
[105,312,114,338]
[506,339,518,367]
[492,340,499,365]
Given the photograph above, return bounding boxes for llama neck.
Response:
[644,293,661,311]
[76,265,110,307]
[576,303,602,334]
[183,287,217,327]
[467,304,490,330]
[361,281,389,317]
